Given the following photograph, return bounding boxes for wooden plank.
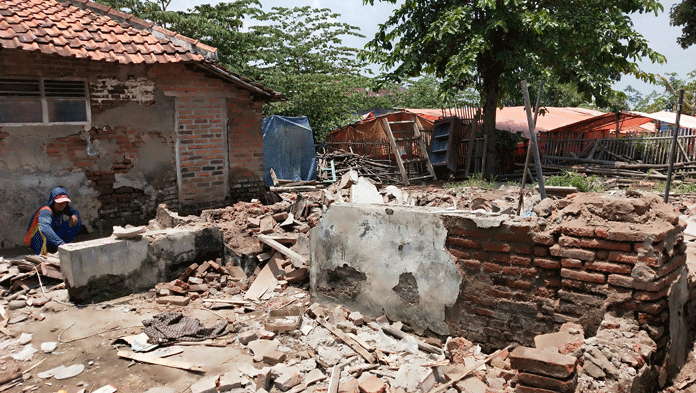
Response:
[327,365,342,393]
[269,168,280,187]
[270,186,318,192]
[244,263,278,300]
[410,116,436,180]
[117,350,204,372]
[316,318,375,364]
[428,344,514,393]
[257,235,307,268]
[381,118,410,186]
[381,325,442,354]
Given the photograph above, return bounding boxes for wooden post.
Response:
[517,81,544,215]
[665,89,685,203]
[382,118,410,186]
[521,80,546,200]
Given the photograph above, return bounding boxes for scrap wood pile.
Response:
[317,148,402,185]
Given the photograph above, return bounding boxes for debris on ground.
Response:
[4,179,696,392]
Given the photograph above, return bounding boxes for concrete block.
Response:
[238,330,258,345]
[248,339,278,362]
[255,367,272,391]
[60,236,149,291]
[219,370,243,390]
[274,366,301,391]
[454,376,488,393]
[304,368,326,385]
[190,376,217,393]
[263,350,287,365]
[155,296,190,306]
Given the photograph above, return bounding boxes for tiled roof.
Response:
[0,0,283,99]
[0,0,215,63]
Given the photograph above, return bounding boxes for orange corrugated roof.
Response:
[406,107,655,138]
[0,0,212,64]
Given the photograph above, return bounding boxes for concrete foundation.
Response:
[59,225,223,301]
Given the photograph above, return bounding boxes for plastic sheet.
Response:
[262,115,317,186]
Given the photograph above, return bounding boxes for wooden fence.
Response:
[537,128,696,166]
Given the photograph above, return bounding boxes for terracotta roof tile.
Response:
[1,0,283,99]
[0,0,210,64]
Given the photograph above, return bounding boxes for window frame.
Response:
[0,77,91,126]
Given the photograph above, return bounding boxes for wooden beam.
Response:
[257,235,308,268]
[428,344,515,393]
[381,118,409,186]
[316,318,375,364]
[117,350,204,372]
[380,325,442,354]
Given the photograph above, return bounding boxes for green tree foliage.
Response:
[249,6,386,139]
[634,71,696,114]
[670,0,696,49]
[362,0,665,176]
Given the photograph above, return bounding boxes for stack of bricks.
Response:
[442,192,688,361]
[510,346,578,393]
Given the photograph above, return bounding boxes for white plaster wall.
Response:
[310,203,462,335]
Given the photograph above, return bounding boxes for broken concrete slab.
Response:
[59,226,222,301]
[219,370,243,390]
[190,376,217,393]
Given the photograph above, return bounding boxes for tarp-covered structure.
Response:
[327,110,435,160]
[262,115,317,186]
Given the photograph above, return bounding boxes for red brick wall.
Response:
[442,212,687,359]
[154,63,267,210]
[227,92,266,201]
[175,96,227,209]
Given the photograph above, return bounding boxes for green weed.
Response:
[545,170,605,193]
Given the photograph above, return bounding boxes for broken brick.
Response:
[155,296,190,306]
[262,350,287,365]
[358,375,386,393]
[510,346,577,379]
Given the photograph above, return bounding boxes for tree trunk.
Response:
[481,68,500,178]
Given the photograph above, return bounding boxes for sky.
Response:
[170,0,695,97]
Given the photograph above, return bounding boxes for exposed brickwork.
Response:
[1,49,270,241]
[441,208,688,362]
[175,96,227,208]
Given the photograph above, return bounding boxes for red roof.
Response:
[405,107,654,138]
[0,0,217,64]
[0,0,283,99]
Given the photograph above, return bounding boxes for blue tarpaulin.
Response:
[262,115,317,186]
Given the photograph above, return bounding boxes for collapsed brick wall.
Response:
[442,192,688,362]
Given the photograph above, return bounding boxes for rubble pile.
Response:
[0,254,67,326]
[576,312,658,392]
[4,182,696,392]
